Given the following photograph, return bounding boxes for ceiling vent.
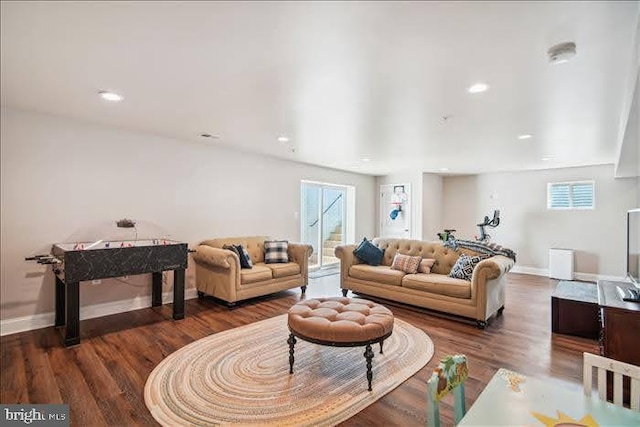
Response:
[547,42,577,65]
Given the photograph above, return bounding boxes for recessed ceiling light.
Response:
[200,133,220,139]
[518,134,533,140]
[541,157,552,161]
[98,90,123,102]
[277,136,290,143]
[361,158,371,162]
[439,167,450,172]
[467,83,489,94]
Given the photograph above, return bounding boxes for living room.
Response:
[2,2,639,426]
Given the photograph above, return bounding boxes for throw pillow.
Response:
[418,258,436,274]
[234,244,253,269]
[222,244,241,260]
[264,240,289,263]
[391,253,422,274]
[353,238,384,266]
[448,255,486,281]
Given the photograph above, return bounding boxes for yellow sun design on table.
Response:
[531,410,599,427]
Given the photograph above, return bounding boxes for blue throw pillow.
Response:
[353,238,384,266]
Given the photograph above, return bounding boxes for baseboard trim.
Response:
[0,288,198,337]
[510,266,549,276]
[510,266,627,283]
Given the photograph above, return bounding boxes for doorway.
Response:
[301,182,352,271]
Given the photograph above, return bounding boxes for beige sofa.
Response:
[193,236,313,307]
[334,237,514,328]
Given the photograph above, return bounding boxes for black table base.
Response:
[55,269,185,347]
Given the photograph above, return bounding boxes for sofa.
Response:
[334,237,515,328]
[192,236,313,307]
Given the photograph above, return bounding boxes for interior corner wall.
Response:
[0,108,376,321]
[375,172,423,239]
[421,173,443,241]
[442,165,639,277]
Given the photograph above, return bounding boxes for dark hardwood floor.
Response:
[1,273,598,426]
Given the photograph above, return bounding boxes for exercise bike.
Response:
[476,210,500,243]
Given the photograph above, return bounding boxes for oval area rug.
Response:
[145,314,434,426]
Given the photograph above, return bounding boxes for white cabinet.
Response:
[549,248,574,280]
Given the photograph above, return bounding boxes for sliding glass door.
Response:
[301,182,346,270]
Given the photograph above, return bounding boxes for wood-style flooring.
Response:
[1,273,598,426]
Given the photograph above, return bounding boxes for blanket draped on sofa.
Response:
[444,239,516,262]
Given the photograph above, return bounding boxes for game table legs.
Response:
[173,268,185,320]
[152,272,163,307]
[55,275,65,327]
[64,281,80,346]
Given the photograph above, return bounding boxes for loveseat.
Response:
[193,236,313,307]
[334,238,515,327]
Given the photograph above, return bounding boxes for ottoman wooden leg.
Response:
[379,339,384,354]
[364,344,374,391]
[288,333,297,374]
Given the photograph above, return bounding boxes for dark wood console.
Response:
[597,280,640,404]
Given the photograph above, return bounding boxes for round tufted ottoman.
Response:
[287,297,394,391]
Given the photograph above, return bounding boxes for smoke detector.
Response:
[547,42,577,65]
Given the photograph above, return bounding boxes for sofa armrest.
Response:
[287,242,313,286]
[472,255,514,283]
[192,245,239,269]
[471,255,515,321]
[287,242,313,264]
[334,244,361,286]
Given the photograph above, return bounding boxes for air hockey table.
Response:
[45,239,189,346]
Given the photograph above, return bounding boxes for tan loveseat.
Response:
[193,236,313,307]
[334,238,514,328]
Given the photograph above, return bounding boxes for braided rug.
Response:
[145,314,433,426]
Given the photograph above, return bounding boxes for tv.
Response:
[628,208,640,288]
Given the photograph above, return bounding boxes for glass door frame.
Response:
[301,181,348,271]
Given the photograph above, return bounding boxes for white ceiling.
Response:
[1,1,639,176]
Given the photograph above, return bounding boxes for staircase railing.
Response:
[308,193,343,247]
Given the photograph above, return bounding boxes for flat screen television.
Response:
[627,208,640,288]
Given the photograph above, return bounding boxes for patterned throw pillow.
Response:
[234,244,253,269]
[264,240,289,264]
[391,253,422,274]
[353,238,384,266]
[223,244,252,269]
[448,255,486,281]
[418,258,436,274]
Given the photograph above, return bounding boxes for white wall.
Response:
[421,173,443,241]
[375,172,423,239]
[442,165,638,278]
[0,108,376,321]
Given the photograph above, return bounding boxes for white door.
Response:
[380,184,411,238]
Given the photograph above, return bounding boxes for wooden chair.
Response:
[583,352,640,411]
[427,354,468,426]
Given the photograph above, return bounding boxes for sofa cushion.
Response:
[264,240,289,263]
[418,258,436,274]
[240,264,273,284]
[402,273,472,299]
[391,253,422,274]
[449,254,486,281]
[349,264,405,286]
[353,238,385,266]
[266,262,300,278]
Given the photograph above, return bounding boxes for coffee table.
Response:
[287,297,394,391]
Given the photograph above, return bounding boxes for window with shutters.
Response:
[547,181,595,210]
